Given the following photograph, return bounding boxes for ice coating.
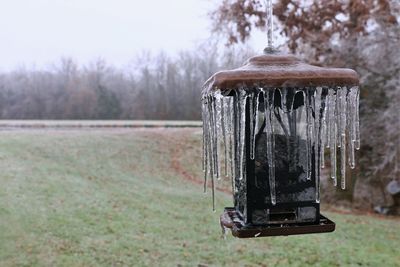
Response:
[314,87,323,203]
[263,89,276,205]
[201,86,360,209]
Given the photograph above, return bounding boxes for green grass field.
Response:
[0,128,399,267]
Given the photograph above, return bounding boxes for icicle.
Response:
[310,91,315,147]
[320,88,328,169]
[226,96,236,197]
[278,88,290,137]
[201,83,360,210]
[340,87,348,190]
[329,88,337,186]
[234,91,240,183]
[202,99,208,193]
[208,96,215,181]
[336,88,342,148]
[354,87,361,150]
[249,92,255,160]
[226,98,235,182]
[280,88,292,173]
[238,90,247,180]
[270,90,276,205]
[348,87,357,169]
[206,95,216,209]
[320,91,327,169]
[221,97,229,177]
[264,89,276,205]
[214,92,223,180]
[294,90,303,171]
[287,89,297,173]
[325,89,332,149]
[304,90,312,180]
[202,100,206,172]
[251,92,260,160]
[211,167,216,212]
[314,87,322,203]
[253,91,261,188]
[204,94,216,196]
[321,123,326,168]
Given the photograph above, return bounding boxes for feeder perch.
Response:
[201,51,360,238]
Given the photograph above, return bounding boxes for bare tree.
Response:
[0,43,255,121]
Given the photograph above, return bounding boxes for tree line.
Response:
[0,44,254,121]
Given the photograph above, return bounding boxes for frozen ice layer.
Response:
[201,86,360,210]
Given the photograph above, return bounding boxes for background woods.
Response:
[0,45,254,121]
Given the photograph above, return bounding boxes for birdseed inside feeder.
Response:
[201,50,360,238]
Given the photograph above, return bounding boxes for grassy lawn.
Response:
[0,128,398,267]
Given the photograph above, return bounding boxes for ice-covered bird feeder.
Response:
[201,51,360,238]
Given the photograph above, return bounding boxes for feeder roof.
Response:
[203,52,359,94]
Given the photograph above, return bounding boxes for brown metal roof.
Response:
[203,52,359,94]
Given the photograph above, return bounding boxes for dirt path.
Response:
[152,128,232,195]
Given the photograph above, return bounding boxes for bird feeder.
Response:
[201,51,360,238]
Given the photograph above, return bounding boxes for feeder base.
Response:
[221,207,335,238]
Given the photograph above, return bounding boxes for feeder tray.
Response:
[221,208,335,238]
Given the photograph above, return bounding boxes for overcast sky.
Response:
[0,0,268,70]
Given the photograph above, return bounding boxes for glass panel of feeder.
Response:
[297,206,317,222]
[254,88,316,207]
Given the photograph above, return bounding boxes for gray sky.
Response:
[0,0,268,70]
[0,0,206,69]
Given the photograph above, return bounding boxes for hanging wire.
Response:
[266,0,273,49]
[263,0,277,54]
